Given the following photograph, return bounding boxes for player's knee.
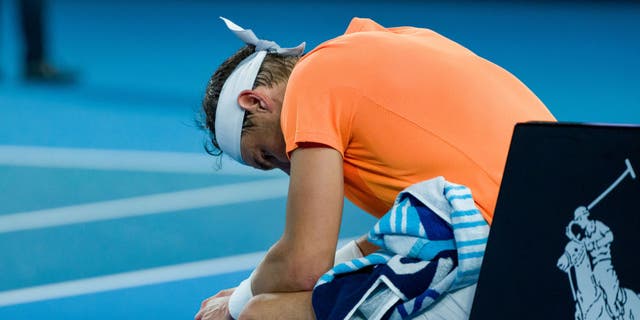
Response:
[237,294,272,320]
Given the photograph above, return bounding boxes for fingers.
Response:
[194,308,204,320]
[201,295,218,309]
[213,287,236,298]
[200,288,236,308]
[196,293,233,320]
[197,303,231,320]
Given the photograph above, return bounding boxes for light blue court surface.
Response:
[1,1,639,319]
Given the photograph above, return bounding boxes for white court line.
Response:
[0,178,289,234]
[0,238,356,307]
[0,145,280,176]
[0,251,264,307]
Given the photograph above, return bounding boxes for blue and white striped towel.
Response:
[312,177,490,320]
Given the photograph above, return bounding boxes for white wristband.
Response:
[334,240,364,266]
[228,272,254,319]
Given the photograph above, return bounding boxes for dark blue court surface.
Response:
[0,1,638,319]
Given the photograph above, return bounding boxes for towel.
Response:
[312,177,490,320]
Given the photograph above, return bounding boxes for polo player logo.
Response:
[557,159,640,320]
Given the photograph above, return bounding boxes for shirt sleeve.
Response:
[280,52,357,158]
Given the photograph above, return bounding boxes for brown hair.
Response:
[200,45,299,156]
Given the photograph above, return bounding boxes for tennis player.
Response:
[195,17,555,320]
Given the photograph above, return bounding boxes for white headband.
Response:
[215,17,305,164]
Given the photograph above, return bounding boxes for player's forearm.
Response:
[598,231,614,247]
[252,238,332,294]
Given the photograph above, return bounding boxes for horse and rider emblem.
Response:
[557,159,640,320]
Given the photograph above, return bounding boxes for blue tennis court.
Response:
[1,1,638,319]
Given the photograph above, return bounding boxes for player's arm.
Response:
[596,222,613,247]
[251,146,344,293]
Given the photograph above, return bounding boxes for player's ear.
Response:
[237,90,268,112]
[237,90,259,112]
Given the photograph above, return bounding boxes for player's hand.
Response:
[195,288,235,320]
[556,254,570,272]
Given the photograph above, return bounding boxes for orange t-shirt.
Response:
[281,18,555,224]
